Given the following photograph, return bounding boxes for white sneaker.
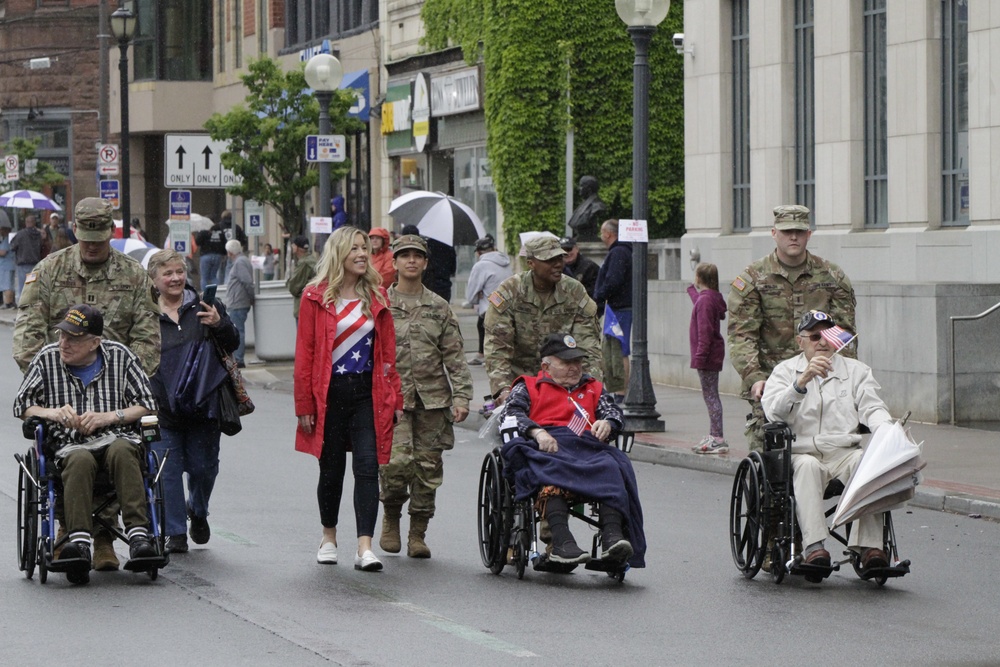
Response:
[354,549,383,572]
[317,541,338,564]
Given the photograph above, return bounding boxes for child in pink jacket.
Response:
[687,263,728,454]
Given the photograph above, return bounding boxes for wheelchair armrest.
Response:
[763,421,790,434]
[22,417,44,441]
[614,432,635,454]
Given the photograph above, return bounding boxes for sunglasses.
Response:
[801,333,825,342]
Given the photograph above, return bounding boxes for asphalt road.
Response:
[1,327,998,665]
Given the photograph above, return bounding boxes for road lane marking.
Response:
[392,601,539,658]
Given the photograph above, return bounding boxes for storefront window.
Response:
[454,147,497,239]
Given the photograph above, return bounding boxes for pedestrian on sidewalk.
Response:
[688,263,728,454]
[593,219,631,401]
[465,235,512,365]
[380,234,473,559]
[224,240,254,368]
[0,222,15,308]
[369,227,395,287]
[294,226,403,573]
[286,235,318,320]
[728,205,856,451]
[11,213,43,302]
[560,236,599,298]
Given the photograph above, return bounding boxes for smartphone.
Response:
[202,284,217,307]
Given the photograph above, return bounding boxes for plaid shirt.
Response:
[13,340,158,451]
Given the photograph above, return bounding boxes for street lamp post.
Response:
[616,0,669,432]
[304,53,344,243]
[110,5,136,239]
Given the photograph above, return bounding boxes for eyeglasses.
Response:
[801,333,824,342]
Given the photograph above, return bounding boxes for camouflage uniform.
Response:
[286,252,317,319]
[484,268,601,396]
[728,205,856,451]
[13,199,160,376]
[381,282,473,519]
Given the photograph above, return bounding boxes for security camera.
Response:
[672,33,684,54]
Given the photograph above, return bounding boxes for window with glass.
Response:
[795,0,815,224]
[942,0,969,226]
[454,147,498,240]
[863,0,888,228]
[134,0,212,82]
[732,0,751,232]
[285,0,377,48]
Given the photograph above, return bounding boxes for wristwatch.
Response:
[116,409,125,424]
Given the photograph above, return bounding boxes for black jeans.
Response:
[318,373,379,537]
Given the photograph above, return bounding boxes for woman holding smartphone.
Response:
[294,226,402,572]
[147,249,239,554]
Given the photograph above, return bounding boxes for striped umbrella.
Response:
[0,189,62,211]
[388,191,485,246]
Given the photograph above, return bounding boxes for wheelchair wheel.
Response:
[477,451,507,575]
[16,451,40,579]
[729,456,766,579]
[147,450,168,558]
[512,501,532,580]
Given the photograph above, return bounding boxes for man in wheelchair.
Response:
[13,304,160,584]
[499,333,645,568]
[761,310,891,575]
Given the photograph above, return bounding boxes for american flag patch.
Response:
[731,276,746,292]
[488,291,505,308]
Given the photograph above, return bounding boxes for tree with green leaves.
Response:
[0,137,65,194]
[422,0,685,249]
[204,56,363,237]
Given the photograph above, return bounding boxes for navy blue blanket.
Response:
[501,427,646,567]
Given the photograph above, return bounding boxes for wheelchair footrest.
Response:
[123,555,168,572]
[532,554,579,574]
[859,559,910,580]
[46,556,88,574]
[584,558,628,574]
[789,561,837,581]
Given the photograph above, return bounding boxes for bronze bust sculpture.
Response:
[567,176,608,242]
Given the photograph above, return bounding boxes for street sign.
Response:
[618,219,649,243]
[163,134,244,189]
[5,155,19,182]
[169,190,192,220]
[245,200,265,236]
[305,135,346,163]
[168,220,191,255]
[310,216,333,234]
[99,144,120,176]
[99,179,120,210]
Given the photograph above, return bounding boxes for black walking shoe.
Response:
[550,540,591,565]
[189,512,211,545]
[59,541,92,585]
[166,535,189,554]
[129,535,157,561]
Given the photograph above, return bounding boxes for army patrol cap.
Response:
[539,332,588,360]
[391,234,428,257]
[772,204,811,231]
[797,309,835,333]
[54,304,104,337]
[73,197,115,242]
[524,236,567,261]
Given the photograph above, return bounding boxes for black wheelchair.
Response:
[476,431,636,583]
[729,422,910,586]
[14,418,169,584]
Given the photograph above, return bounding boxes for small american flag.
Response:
[819,325,856,352]
[567,397,591,436]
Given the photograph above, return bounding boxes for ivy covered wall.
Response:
[423,0,685,249]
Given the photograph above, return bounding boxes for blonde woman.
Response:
[294,226,402,572]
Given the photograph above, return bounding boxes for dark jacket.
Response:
[563,254,600,298]
[593,240,632,310]
[151,285,240,429]
[196,225,228,256]
[687,284,727,371]
[331,195,348,230]
[423,237,457,303]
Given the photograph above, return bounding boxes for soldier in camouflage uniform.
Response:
[380,234,473,558]
[12,197,161,572]
[728,205,856,451]
[484,236,602,405]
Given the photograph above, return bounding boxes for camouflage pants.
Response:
[745,400,766,453]
[602,333,626,394]
[379,407,454,518]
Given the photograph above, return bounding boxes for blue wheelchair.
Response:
[14,418,169,584]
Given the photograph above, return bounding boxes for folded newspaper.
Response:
[55,432,138,459]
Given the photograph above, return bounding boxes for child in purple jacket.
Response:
[687,263,728,454]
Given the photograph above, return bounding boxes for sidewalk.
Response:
[6,304,997,521]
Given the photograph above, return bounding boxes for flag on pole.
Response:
[820,325,856,352]
[566,397,592,436]
[603,304,625,344]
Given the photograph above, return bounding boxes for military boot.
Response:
[93,531,120,571]
[407,515,431,558]
[380,505,402,554]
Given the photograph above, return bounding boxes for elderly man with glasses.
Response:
[761,310,892,576]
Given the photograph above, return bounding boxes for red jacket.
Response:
[294,283,402,464]
[520,372,602,431]
[369,228,396,288]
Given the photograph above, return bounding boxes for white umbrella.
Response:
[110,237,159,267]
[388,191,485,246]
[0,189,62,211]
[830,420,926,528]
[162,213,214,233]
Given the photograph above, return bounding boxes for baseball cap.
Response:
[54,304,104,337]
[73,198,114,242]
[772,205,811,231]
[539,332,587,360]
[797,310,835,333]
[292,235,311,250]
[559,236,577,250]
[391,234,428,257]
[524,236,567,261]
